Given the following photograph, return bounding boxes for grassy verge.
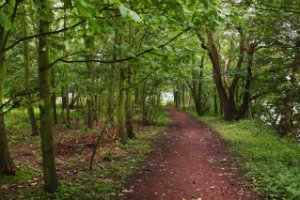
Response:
[189,111,300,200]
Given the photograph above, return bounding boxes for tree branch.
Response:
[0,89,37,116]
[3,20,85,52]
[51,27,191,65]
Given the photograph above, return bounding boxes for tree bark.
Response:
[207,32,235,120]
[237,48,254,119]
[279,36,300,139]
[181,84,185,110]
[37,0,58,192]
[22,14,39,136]
[118,66,127,142]
[214,87,218,115]
[51,66,57,125]
[126,66,135,138]
[84,34,95,129]
[0,27,16,175]
[107,33,118,125]
[61,4,70,127]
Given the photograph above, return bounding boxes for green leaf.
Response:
[0,11,12,30]
[119,3,142,22]
[128,10,142,22]
[74,0,94,18]
[119,3,129,17]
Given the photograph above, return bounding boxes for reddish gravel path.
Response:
[121,108,261,200]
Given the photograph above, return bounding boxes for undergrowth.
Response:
[10,111,169,200]
[189,111,300,200]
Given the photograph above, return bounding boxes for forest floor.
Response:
[120,108,261,200]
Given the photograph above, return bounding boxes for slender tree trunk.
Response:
[196,57,205,115]
[84,34,95,129]
[61,64,70,127]
[61,4,70,127]
[107,34,117,125]
[118,66,127,142]
[182,84,185,110]
[37,0,58,191]
[51,67,57,125]
[126,66,135,138]
[141,82,146,123]
[86,62,94,128]
[22,13,39,136]
[237,49,254,119]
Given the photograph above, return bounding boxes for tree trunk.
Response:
[51,66,57,125]
[173,89,180,108]
[61,64,70,127]
[86,63,94,129]
[37,0,58,192]
[0,181,3,200]
[118,66,127,142]
[237,49,254,119]
[61,4,70,127]
[107,33,118,125]
[126,66,135,138]
[181,84,185,110]
[214,87,218,115]
[207,32,235,120]
[0,28,16,175]
[84,34,95,129]
[22,13,39,136]
[279,37,300,139]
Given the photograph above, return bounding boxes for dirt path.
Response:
[121,108,261,200]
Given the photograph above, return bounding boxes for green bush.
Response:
[191,113,300,200]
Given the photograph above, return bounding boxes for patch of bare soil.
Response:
[121,108,261,200]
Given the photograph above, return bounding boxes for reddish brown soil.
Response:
[121,108,261,200]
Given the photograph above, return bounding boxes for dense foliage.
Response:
[0,0,299,199]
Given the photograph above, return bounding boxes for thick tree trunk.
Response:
[207,32,235,120]
[193,95,202,116]
[0,29,15,175]
[173,89,180,108]
[37,0,58,191]
[214,87,218,115]
[126,66,135,139]
[279,37,300,139]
